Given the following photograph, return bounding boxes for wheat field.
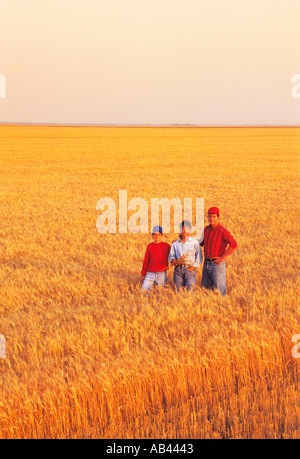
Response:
[0,125,299,439]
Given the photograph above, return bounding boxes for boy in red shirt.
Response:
[141,226,171,292]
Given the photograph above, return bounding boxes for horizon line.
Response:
[0,122,299,128]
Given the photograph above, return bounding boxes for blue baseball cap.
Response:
[152,225,163,234]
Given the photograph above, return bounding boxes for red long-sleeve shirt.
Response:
[141,242,171,277]
[200,223,237,258]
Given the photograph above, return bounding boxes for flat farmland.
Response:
[0,125,299,438]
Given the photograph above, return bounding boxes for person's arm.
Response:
[141,246,150,277]
[214,246,236,264]
[199,229,204,246]
[169,242,179,266]
[214,230,237,264]
[188,241,202,271]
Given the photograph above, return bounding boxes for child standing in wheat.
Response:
[141,226,171,292]
[169,220,202,292]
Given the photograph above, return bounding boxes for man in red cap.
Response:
[200,207,237,296]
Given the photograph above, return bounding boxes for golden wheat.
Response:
[0,125,299,439]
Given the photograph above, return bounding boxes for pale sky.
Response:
[0,0,299,125]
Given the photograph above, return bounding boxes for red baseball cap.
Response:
[208,207,220,216]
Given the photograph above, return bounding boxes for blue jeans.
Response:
[173,266,197,292]
[201,259,226,296]
[141,271,168,292]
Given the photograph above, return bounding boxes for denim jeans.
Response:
[173,266,197,292]
[201,259,226,296]
[141,271,168,292]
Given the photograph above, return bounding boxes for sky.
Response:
[0,0,299,125]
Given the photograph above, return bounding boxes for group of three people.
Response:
[141,207,237,296]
